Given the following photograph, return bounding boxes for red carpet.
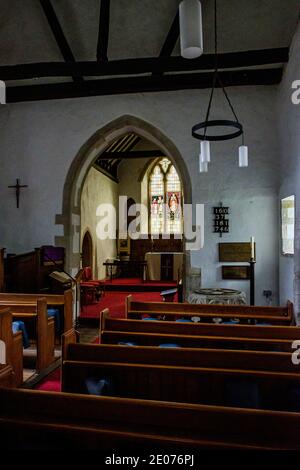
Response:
[35,367,61,392]
[80,291,177,319]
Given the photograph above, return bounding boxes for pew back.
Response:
[0,289,73,332]
[0,299,54,371]
[100,329,294,352]
[62,359,300,412]
[101,310,300,340]
[126,296,294,325]
[0,388,300,449]
[64,339,298,373]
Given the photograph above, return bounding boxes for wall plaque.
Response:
[219,242,256,262]
[222,265,250,280]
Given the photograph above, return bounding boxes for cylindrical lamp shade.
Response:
[179,0,203,59]
[239,145,248,167]
[200,140,210,162]
[199,160,208,173]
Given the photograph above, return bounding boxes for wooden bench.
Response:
[0,299,54,371]
[0,289,73,333]
[62,357,300,413]
[0,387,300,450]
[63,329,299,374]
[0,308,23,386]
[126,296,294,325]
[102,308,300,340]
[99,309,300,352]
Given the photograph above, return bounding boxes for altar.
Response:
[145,252,184,281]
[188,288,247,305]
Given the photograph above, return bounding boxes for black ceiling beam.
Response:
[99,150,165,160]
[0,48,289,81]
[97,0,110,62]
[154,11,179,77]
[159,11,179,57]
[39,0,83,83]
[6,68,283,103]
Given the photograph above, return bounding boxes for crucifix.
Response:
[8,179,28,208]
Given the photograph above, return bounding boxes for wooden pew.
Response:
[0,299,54,371]
[126,296,294,325]
[1,388,300,450]
[63,330,299,374]
[0,365,15,388]
[0,289,73,333]
[101,329,296,352]
[101,309,300,340]
[62,357,300,413]
[0,249,4,292]
[99,309,300,352]
[0,308,23,386]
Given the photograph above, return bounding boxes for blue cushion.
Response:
[175,319,193,323]
[118,341,137,346]
[12,321,30,349]
[159,343,181,348]
[47,308,61,334]
[225,379,260,409]
[84,377,114,396]
[142,317,157,321]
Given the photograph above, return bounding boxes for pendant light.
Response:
[192,0,249,172]
[179,0,203,59]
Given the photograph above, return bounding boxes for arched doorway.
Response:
[56,115,192,293]
[81,230,93,271]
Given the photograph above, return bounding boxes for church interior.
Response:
[0,0,300,452]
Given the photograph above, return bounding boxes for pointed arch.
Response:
[56,115,192,284]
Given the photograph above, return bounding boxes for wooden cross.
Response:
[8,179,28,208]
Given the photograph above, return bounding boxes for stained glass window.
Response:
[281,195,295,255]
[149,158,183,234]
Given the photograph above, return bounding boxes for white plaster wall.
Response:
[277,21,300,307]
[0,85,280,304]
[81,167,118,279]
[118,157,149,204]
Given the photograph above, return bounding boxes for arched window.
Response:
[149,158,183,234]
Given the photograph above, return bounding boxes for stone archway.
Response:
[56,114,192,289]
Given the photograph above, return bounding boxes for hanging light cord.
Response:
[204,0,241,137]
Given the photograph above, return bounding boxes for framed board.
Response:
[222,265,250,280]
[219,242,255,262]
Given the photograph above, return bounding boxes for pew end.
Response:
[62,328,80,363]
[99,308,110,344]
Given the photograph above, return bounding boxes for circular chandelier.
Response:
[188,0,249,172]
